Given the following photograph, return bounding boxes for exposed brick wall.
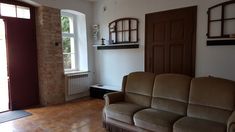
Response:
[36,6,65,105]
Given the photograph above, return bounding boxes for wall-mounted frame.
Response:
[109,18,139,44]
[207,0,235,39]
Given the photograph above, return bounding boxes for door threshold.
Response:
[0,110,10,114]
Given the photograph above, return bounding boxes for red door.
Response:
[4,5,39,110]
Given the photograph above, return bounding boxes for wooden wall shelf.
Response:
[207,40,235,46]
[93,44,139,50]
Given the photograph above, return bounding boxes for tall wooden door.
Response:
[4,2,39,110]
[145,6,197,76]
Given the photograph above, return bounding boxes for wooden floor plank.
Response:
[0,98,106,132]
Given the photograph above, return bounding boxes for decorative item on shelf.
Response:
[93,17,140,50]
[101,38,105,45]
[92,24,99,44]
[109,17,139,44]
[109,39,114,44]
[207,0,235,46]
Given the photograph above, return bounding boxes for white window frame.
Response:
[61,10,88,73]
[61,12,79,72]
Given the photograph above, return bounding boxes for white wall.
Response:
[93,0,235,90]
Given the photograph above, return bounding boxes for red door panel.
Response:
[5,12,39,110]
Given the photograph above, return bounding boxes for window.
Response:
[61,10,88,72]
[0,3,30,19]
[61,15,76,70]
[16,6,30,19]
[0,3,16,17]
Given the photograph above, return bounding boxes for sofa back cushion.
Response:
[188,77,235,124]
[152,74,192,115]
[125,72,155,107]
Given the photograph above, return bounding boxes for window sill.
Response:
[64,71,89,76]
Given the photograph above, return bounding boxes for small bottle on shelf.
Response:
[101,38,105,45]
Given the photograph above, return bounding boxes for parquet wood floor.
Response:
[0,98,106,132]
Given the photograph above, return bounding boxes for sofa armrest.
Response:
[103,92,124,106]
[227,111,235,132]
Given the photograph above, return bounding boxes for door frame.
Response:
[0,19,10,112]
[0,0,39,110]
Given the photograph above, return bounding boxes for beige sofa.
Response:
[103,72,235,132]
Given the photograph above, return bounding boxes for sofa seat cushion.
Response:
[105,102,145,124]
[134,108,182,132]
[173,117,226,132]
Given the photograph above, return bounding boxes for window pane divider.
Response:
[63,53,75,54]
[62,33,75,38]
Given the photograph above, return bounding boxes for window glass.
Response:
[17,6,30,19]
[61,16,74,33]
[63,54,71,69]
[62,37,75,70]
[0,3,16,17]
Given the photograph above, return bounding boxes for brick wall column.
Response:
[36,6,65,105]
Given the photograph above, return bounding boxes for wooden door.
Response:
[145,6,197,76]
[4,4,39,110]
